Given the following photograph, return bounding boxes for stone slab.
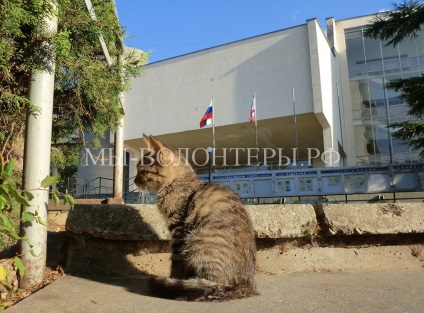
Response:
[317,203,424,235]
[66,204,169,240]
[257,245,424,274]
[246,204,317,238]
[66,204,318,241]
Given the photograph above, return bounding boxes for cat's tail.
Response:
[148,276,257,301]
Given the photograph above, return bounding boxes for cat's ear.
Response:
[149,136,174,165]
[149,135,165,151]
[142,134,152,149]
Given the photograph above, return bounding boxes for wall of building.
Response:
[124,25,315,141]
[307,19,344,166]
[335,15,423,166]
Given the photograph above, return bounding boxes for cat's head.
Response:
[134,135,191,192]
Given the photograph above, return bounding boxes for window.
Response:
[344,26,422,165]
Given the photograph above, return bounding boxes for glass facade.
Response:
[345,27,423,165]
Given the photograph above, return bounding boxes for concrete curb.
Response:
[246,204,317,238]
[316,203,424,235]
[61,203,424,275]
[66,203,424,240]
[65,204,320,240]
[66,204,168,240]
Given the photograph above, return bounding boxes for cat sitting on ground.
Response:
[134,135,257,301]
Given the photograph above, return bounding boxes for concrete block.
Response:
[246,204,317,238]
[317,203,424,235]
[257,245,424,273]
[66,204,170,240]
[66,204,318,241]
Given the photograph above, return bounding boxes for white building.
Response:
[76,13,424,199]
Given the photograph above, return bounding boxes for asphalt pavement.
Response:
[7,269,424,313]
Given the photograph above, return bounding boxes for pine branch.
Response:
[389,121,424,157]
[364,0,424,46]
[386,75,424,118]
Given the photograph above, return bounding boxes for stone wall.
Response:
[62,203,424,275]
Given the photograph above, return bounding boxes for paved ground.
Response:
[7,270,424,313]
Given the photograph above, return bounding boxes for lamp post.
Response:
[207,146,213,183]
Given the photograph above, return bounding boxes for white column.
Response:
[20,1,57,288]
[113,116,124,199]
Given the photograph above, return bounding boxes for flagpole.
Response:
[212,97,216,151]
[254,93,259,167]
[292,87,299,166]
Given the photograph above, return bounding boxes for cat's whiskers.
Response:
[137,187,149,204]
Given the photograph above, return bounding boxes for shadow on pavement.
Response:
[50,204,171,299]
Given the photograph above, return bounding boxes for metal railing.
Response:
[70,175,155,204]
[70,176,114,199]
[71,163,424,204]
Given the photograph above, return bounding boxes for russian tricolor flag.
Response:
[199,100,213,128]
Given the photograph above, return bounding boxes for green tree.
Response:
[364,0,424,157]
[0,0,147,173]
[0,0,147,290]
[0,0,47,169]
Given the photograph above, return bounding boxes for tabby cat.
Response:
[134,135,257,301]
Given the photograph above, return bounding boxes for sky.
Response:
[115,0,393,63]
